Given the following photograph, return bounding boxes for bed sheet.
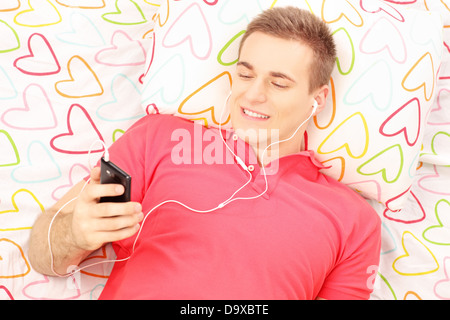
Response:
[368,0,450,300]
[0,0,449,300]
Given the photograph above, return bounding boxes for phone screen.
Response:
[99,158,131,203]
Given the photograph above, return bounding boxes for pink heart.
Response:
[418,165,450,196]
[14,33,60,76]
[428,88,450,125]
[50,104,104,155]
[95,30,146,67]
[52,164,90,201]
[434,257,450,300]
[1,84,57,130]
[22,275,81,300]
[162,2,213,60]
[360,17,407,64]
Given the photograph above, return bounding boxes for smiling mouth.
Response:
[242,108,270,120]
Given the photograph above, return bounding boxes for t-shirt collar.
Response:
[222,128,326,176]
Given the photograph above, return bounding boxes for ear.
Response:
[312,85,330,116]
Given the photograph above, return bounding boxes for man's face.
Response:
[230,32,317,154]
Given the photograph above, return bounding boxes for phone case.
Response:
[99,158,131,203]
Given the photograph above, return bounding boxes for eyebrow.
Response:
[237,61,297,84]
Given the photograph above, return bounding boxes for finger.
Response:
[97,224,141,244]
[96,202,142,219]
[82,183,125,202]
[94,211,144,233]
[89,167,101,184]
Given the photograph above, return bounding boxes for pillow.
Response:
[0,0,158,300]
[141,0,443,212]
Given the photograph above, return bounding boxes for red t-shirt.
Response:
[98,114,381,300]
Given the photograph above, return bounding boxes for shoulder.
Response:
[117,114,196,145]
[126,114,192,134]
[318,173,381,233]
[108,114,197,161]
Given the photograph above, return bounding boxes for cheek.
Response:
[273,98,301,118]
[273,99,310,127]
[230,81,246,101]
[229,96,241,126]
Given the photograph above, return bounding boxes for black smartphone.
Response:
[99,157,131,203]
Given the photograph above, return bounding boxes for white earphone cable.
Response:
[47,94,317,278]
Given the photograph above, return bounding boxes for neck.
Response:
[253,133,305,167]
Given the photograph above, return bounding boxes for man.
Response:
[29,7,381,300]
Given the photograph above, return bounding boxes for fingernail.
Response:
[116,185,124,194]
[135,203,142,213]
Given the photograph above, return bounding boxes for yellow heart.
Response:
[14,0,62,27]
[0,189,44,232]
[318,112,369,159]
[393,231,439,276]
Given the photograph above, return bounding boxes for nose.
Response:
[244,79,267,104]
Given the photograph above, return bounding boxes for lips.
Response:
[241,107,270,120]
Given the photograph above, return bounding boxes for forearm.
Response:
[29,170,143,276]
[29,209,91,276]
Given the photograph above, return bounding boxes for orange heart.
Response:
[0,238,31,279]
[321,0,364,27]
[178,71,232,127]
[79,246,111,279]
[55,55,104,98]
[55,0,105,9]
[402,52,435,102]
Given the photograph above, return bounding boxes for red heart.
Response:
[384,190,426,224]
[14,33,61,76]
[380,98,421,147]
[0,286,14,300]
[360,0,405,22]
[50,104,104,155]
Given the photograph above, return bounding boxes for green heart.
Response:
[423,199,450,246]
[102,0,147,25]
[0,130,20,167]
[357,144,404,184]
[0,20,20,53]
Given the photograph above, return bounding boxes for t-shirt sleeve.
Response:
[317,200,382,300]
[105,120,146,204]
[96,115,168,204]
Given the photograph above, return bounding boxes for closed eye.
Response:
[238,73,253,80]
[272,82,289,89]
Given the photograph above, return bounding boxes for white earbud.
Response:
[312,99,318,114]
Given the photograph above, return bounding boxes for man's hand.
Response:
[29,166,143,276]
[71,167,143,251]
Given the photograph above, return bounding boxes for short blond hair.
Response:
[239,7,336,93]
